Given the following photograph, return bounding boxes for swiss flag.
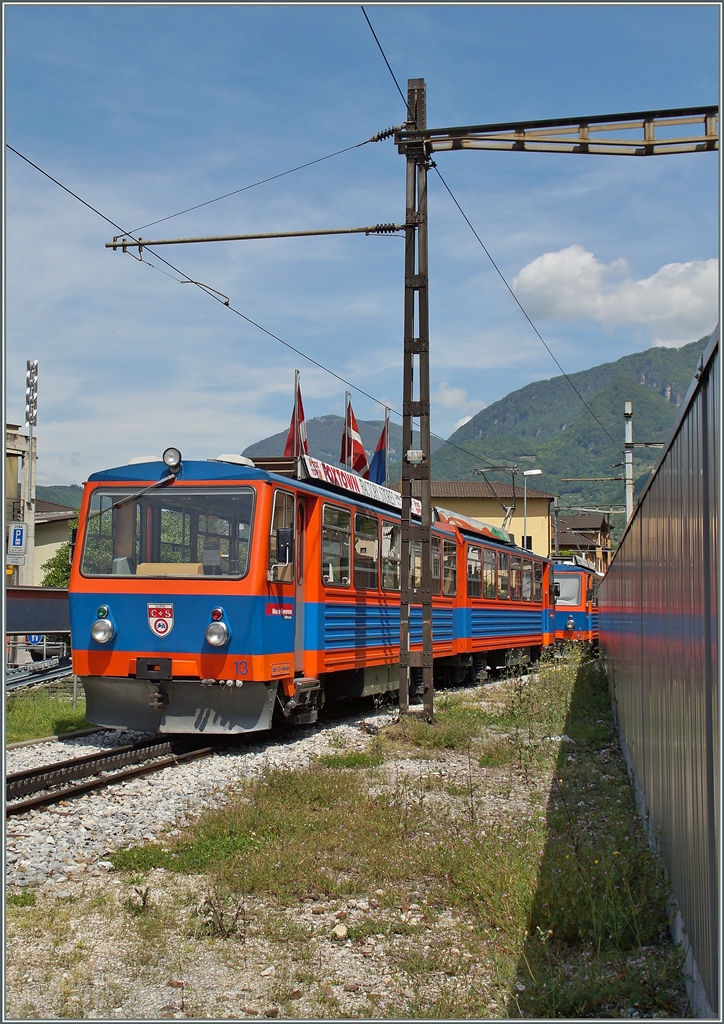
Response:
[340,400,369,476]
[283,375,309,457]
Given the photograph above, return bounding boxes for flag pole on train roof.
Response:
[294,369,300,460]
[348,389,354,473]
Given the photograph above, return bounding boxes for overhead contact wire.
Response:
[129,138,375,234]
[5,146,526,475]
[359,7,624,459]
[9,142,498,466]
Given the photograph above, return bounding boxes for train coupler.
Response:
[278,678,321,725]
[148,687,169,709]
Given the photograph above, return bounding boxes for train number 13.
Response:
[234,660,249,677]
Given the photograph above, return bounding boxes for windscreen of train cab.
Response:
[81,487,255,578]
[554,573,582,606]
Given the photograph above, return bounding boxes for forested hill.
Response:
[450,336,710,447]
[431,333,713,523]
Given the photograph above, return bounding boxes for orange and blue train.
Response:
[552,558,602,646]
[68,450,556,735]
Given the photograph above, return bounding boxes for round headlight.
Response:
[163,447,182,471]
[205,621,229,646]
[91,618,114,643]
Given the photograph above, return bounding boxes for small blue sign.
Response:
[12,527,24,547]
[26,634,43,645]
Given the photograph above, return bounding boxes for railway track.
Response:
[6,736,215,816]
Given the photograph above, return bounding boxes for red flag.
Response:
[340,398,368,476]
[283,374,309,457]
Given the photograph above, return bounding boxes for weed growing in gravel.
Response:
[105,649,686,1018]
[318,751,384,769]
[7,890,36,907]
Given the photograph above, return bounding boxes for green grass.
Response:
[5,688,90,743]
[7,891,36,908]
[317,751,384,769]
[106,650,687,1018]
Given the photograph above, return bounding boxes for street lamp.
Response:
[523,469,543,551]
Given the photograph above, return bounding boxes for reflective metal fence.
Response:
[599,328,718,1017]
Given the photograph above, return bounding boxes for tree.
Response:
[40,517,77,588]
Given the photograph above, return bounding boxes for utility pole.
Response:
[19,361,38,586]
[624,401,634,520]
[398,79,433,720]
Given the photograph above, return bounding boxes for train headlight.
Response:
[91,618,114,643]
[205,621,229,646]
[163,447,182,473]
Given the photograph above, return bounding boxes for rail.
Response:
[6,737,215,815]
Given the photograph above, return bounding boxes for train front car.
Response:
[553,559,602,646]
[69,451,302,735]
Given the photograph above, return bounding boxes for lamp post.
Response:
[523,469,542,551]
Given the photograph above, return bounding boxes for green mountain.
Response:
[36,484,83,508]
[432,334,712,539]
[243,414,444,467]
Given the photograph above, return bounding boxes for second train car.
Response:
[68,450,556,734]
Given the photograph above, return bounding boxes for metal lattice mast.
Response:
[398,79,433,719]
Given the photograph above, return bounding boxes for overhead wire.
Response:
[8,142,506,469]
[359,6,624,458]
[128,137,375,234]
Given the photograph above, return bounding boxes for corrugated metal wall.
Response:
[599,329,719,1017]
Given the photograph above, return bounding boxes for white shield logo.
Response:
[148,603,174,638]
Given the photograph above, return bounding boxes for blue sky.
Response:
[5,4,719,484]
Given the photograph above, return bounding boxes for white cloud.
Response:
[453,414,473,431]
[432,382,484,423]
[512,245,718,346]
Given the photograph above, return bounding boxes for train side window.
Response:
[534,562,543,602]
[522,559,533,601]
[431,536,441,595]
[410,541,423,590]
[592,578,599,607]
[269,490,294,583]
[381,520,401,590]
[442,539,457,596]
[497,552,509,599]
[483,548,496,598]
[467,545,482,598]
[354,513,378,589]
[510,556,522,600]
[322,504,351,586]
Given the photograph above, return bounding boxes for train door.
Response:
[294,498,306,674]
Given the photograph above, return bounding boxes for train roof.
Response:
[86,454,519,547]
[554,557,603,576]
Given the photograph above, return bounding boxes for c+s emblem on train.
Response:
[148,603,174,637]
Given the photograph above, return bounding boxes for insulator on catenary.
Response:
[373,223,402,234]
[370,125,403,142]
